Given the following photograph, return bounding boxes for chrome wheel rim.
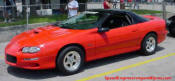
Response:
[63,51,81,71]
[146,37,156,52]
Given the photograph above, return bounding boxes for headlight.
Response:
[22,47,40,53]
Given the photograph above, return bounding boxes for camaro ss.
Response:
[5,9,167,74]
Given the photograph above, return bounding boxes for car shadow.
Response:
[7,67,65,79]
[156,46,164,52]
[7,46,164,79]
[85,46,164,69]
[167,33,175,38]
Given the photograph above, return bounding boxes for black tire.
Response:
[140,33,157,55]
[56,46,85,75]
[169,27,175,36]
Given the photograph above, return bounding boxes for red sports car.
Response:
[5,9,167,74]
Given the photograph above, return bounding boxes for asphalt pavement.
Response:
[0,34,175,81]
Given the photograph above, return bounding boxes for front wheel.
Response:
[56,46,84,75]
[140,34,157,55]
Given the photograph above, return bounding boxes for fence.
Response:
[0,3,87,29]
[88,0,175,3]
[0,2,174,30]
[87,2,175,12]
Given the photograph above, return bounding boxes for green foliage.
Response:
[130,9,162,14]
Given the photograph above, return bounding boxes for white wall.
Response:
[0,1,3,11]
[0,0,3,6]
[51,0,60,9]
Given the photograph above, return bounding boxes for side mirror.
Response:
[98,27,110,32]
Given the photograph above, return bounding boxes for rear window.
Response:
[130,12,149,24]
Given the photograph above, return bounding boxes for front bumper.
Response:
[5,52,56,70]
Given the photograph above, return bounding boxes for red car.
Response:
[5,9,167,74]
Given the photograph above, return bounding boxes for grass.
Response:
[0,14,67,27]
[130,9,162,14]
[0,9,162,27]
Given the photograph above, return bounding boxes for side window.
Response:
[102,14,132,29]
[130,12,149,24]
[125,14,133,25]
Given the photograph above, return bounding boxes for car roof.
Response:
[88,9,148,24]
[87,9,130,14]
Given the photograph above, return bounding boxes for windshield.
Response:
[58,11,102,29]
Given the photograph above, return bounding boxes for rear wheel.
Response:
[56,46,84,75]
[140,33,157,55]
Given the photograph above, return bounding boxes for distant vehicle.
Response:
[5,9,167,75]
[167,15,175,36]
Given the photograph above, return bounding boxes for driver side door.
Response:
[94,13,141,59]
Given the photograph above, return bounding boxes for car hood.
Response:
[6,25,83,51]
